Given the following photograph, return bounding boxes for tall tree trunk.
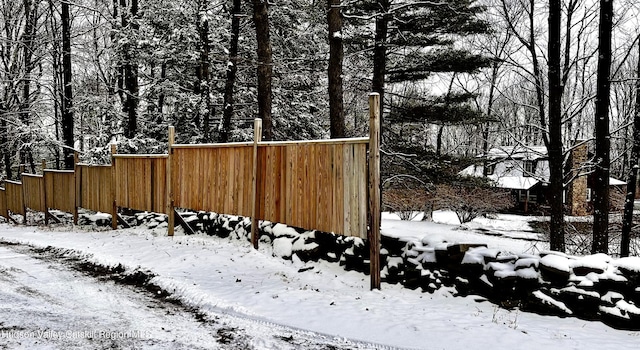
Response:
[61,0,75,169]
[436,125,444,156]
[592,0,613,254]
[372,0,389,139]
[48,0,62,169]
[328,0,345,138]
[482,61,499,176]
[252,0,273,141]
[20,0,37,173]
[197,1,212,141]
[220,0,241,143]
[121,0,139,139]
[548,0,565,252]
[158,62,166,115]
[0,100,11,179]
[620,39,640,257]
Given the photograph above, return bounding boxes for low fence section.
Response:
[171,144,254,217]
[257,139,368,239]
[22,174,46,213]
[5,181,25,216]
[44,170,76,214]
[113,155,167,213]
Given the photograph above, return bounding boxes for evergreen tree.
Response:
[347,0,491,161]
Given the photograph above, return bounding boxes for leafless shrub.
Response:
[533,217,640,257]
[382,189,432,221]
[433,184,516,224]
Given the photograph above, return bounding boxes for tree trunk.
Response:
[592,0,613,254]
[121,0,139,139]
[548,0,565,252]
[158,62,166,115]
[372,0,389,138]
[20,0,37,173]
[0,101,11,179]
[252,0,273,141]
[220,0,241,143]
[61,0,75,169]
[620,39,640,257]
[197,1,212,141]
[328,0,345,138]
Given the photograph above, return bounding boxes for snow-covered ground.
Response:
[0,213,638,349]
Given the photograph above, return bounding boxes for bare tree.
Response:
[328,0,345,138]
[120,0,139,139]
[252,0,273,140]
[620,38,640,257]
[548,0,565,251]
[61,0,74,168]
[592,0,614,254]
[220,0,242,143]
[195,0,212,141]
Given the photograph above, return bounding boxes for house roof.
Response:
[484,146,548,161]
[461,145,626,190]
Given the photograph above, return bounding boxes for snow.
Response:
[1,214,640,349]
[570,253,610,272]
[614,257,640,273]
[539,254,572,273]
[532,291,573,315]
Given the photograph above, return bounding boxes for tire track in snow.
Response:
[1,240,418,350]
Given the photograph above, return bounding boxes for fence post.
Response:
[19,165,26,224]
[368,93,381,290]
[42,159,49,225]
[73,152,79,225]
[251,118,263,249]
[111,144,118,229]
[167,126,175,236]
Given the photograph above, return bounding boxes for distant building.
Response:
[459,142,625,215]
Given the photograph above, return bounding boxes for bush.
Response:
[434,184,515,223]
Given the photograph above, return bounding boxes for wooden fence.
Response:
[0,93,382,289]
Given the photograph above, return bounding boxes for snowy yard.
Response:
[0,213,639,349]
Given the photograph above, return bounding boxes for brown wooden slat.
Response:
[44,170,75,214]
[5,181,25,216]
[0,188,7,218]
[22,174,46,213]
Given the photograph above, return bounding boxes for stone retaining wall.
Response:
[133,211,640,330]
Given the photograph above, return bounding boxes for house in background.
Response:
[459,142,626,215]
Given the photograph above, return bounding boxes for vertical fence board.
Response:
[22,174,46,213]
[171,146,253,217]
[0,187,7,218]
[5,181,25,216]
[113,156,167,213]
[77,165,113,214]
[44,170,75,214]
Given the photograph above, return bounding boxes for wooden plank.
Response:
[251,119,263,248]
[5,181,25,217]
[111,145,118,230]
[167,126,175,236]
[259,137,369,147]
[357,143,368,239]
[112,154,168,159]
[174,209,196,235]
[0,188,7,219]
[343,144,352,236]
[369,92,382,290]
[172,141,253,149]
[22,174,46,213]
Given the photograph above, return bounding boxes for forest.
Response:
[2,0,640,255]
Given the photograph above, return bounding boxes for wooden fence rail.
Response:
[0,93,382,289]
